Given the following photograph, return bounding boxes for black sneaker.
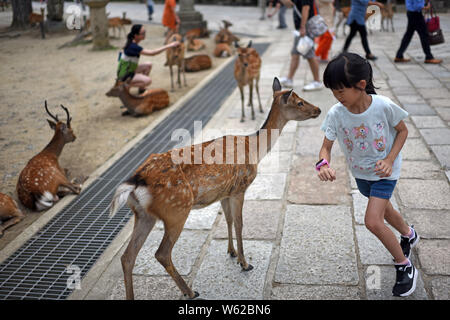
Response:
[392,262,418,297]
[400,225,420,259]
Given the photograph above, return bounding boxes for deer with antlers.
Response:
[106,80,170,116]
[0,193,25,237]
[16,102,81,211]
[234,40,263,122]
[165,33,187,92]
[109,77,321,300]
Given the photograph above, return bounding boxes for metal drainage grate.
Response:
[0,43,270,300]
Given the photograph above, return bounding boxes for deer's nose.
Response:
[244,63,248,67]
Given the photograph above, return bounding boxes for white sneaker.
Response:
[303,81,324,91]
[279,77,293,88]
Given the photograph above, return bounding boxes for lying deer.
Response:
[185,27,210,39]
[106,80,170,116]
[234,41,263,122]
[165,33,187,92]
[214,20,240,58]
[184,54,212,72]
[213,43,232,58]
[16,102,81,211]
[0,193,25,237]
[186,35,206,52]
[109,77,321,300]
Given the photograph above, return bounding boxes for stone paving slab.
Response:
[431,277,450,300]
[411,116,446,128]
[416,240,450,276]
[257,151,292,173]
[134,230,209,276]
[275,205,358,285]
[430,145,450,169]
[245,173,287,200]
[416,87,450,99]
[400,160,445,180]
[403,209,450,239]
[402,138,432,160]
[436,107,450,122]
[364,266,428,300]
[405,122,421,138]
[214,200,282,240]
[295,126,343,157]
[271,284,361,300]
[419,128,450,145]
[192,240,273,300]
[402,103,436,116]
[107,275,181,300]
[397,180,450,210]
[287,156,351,205]
[428,98,450,108]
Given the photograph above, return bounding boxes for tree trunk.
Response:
[47,0,64,21]
[10,0,32,30]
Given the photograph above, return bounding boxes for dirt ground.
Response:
[0,24,227,249]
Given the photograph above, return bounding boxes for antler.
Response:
[60,104,72,127]
[45,100,59,122]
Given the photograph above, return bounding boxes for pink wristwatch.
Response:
[315,159,329,171]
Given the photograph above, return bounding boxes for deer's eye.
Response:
[298,102,304,106]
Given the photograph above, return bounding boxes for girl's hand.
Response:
[374,159,393,178]
[318,166,337,182]
[170,41,181,48]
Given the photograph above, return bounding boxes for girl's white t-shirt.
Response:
[320,94,409,181]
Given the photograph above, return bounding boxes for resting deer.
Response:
[234,41,263,122]
[109,77,321,300]
[184,54,212,72]
[106,80,170,116]
[0,193,25,237]
[185,27,210,39]
[16,102,81,211]
[165,33,186,92]
[213,43,232,58]
[186,35,206,52]
[214,20,239,45]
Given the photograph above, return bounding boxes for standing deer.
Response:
[234,41,263,122]
[16,102,81,211]
[109,77,321,300]
[381,0,395,32]
[0,193,25,237]
[106,80,170,116]
[165,33,187,92]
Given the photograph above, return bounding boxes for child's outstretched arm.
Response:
[375,120,408,178]
[318,137,337,182]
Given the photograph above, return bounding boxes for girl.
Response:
[117,24,180,94]
[317,52,420,297]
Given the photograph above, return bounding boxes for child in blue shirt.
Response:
[317,52,420,297]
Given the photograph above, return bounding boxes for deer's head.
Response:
[106,80,125,97]
[272,78,321,121]
[168,34,184,60]
[235,40,253,68]
[45,101,76,143]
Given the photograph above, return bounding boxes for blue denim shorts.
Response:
[355,178,398,199]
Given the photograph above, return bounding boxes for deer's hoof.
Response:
[241,263,254,272]
[185,291,200,299]
[240,118,245,123]
[259,109,264,113]
[228,250,237,258]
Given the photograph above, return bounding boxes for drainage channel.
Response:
[0,43,270,300]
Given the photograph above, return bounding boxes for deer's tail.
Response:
[109,183,135,218]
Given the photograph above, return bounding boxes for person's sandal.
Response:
[424,58,442,64]
[394,57,411,63]
[366,54,378,61]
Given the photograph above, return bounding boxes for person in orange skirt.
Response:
[315,0,335,63]
[162,0,180,38]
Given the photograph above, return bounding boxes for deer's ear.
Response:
[282,89,293,104]
[234,41,240,48]
[48,120,56,130]
[273,77,282,93]
[247,40,252,48]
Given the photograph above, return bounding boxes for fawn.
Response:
[234,41,263,122]
[106,80,170,116]
[165,33,187,92]
[184,54,212,72]
[109,77,321,300]
[16,102,81,211]
[0,193,25,237]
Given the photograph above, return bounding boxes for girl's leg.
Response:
[384,200,411,236]
[130,73,152,90]
[364,196,407,263]
[135,62,152,76]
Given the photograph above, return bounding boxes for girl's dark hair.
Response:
[124,24,143,50]
[323,52,377,95]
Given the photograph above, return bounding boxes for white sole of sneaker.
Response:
[399,268,418,297]
[407,234,420,259]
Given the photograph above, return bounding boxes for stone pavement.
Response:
[67,3,449,300]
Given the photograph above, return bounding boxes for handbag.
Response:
[425,1,440,32]
[296,35,314,55]
[292,2,328,38]
[429,28,445,45]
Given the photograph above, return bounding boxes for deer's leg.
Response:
[170,65,174,92]
[239,86,245,123]
[177,64,182,88]
[182,60,187,87]
[249,81,255,121]
[156,213,198,299]
[220,198,237,258]
[229,193,253,271]
[255,77,263,113]
[121,207,157,300]
[0,210,25,237]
